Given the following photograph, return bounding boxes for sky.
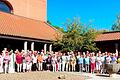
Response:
[47,0,120,30]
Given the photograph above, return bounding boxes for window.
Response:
[0,1,12,13]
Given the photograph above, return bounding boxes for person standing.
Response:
[66,52,71,72]
[51,54,57,72]
[16,52,23,73]
[22,54,26,73]
[90,53,96,74]
[85,54,90,73]
[100,53,105,74]
[111,54,117,64]
[71,54,76,72]
[62,53,66,72]
[78,54,84,72]
[57,53,62,72]
[96,53,102,74]
[3,51,10,74]
[37,53,43,71]
[46,54,52,71]
[106,53,112,64]
[8,50,15,73]
[0,53,4,73]
[26,54,32,72]
[32,52,38,71]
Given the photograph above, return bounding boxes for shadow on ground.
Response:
[96,74,110,77]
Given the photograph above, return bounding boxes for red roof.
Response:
[95,31,120,41]
[0,11,57,41]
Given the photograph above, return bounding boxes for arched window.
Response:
[0,1,13,13]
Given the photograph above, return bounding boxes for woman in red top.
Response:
[16,51,23,72]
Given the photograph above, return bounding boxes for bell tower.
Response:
[7,0,47,21]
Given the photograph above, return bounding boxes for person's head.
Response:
[53,54,55,57]
[15,49,19,54]
[98,53,101,57]
[102,53,105,56]
[80,55,83,58]
[85,54,89,58]
[4,48,7,51]
[5,51,9,56]
[48,54,51,58]
[63,53,65,56]
[90,53,92,57]
[105,52,108,55]
[112,53,115,57]
[86,51,89,54]
[9,50,13,55]
[83,52,85,56]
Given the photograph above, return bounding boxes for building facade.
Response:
[0,0,57,53]
[96,31,120,56]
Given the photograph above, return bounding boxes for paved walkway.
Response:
[68,72,120,80]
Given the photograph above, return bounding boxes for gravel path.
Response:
[0,71,88,80]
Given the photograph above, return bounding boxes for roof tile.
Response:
[0,11,57,41]
[95,31,120,41]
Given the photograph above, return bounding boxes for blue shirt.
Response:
[78,57,83,64]
[85,57,90,65]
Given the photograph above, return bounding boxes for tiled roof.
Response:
[0,11,57,41]
[95,31,120,41]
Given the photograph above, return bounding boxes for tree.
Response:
[112,15,120,31]
[47,20,65,33]
[53,18,98,52]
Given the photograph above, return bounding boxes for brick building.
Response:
[0,0,58,53]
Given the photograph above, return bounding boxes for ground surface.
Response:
[0,71,88,80]
[0,71,120,80]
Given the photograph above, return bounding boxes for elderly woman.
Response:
[111,54,117,64]
[71,54,76,72]
[90,53,96,74]
[51,54,57,72]
[3,51,10,74]
[37,53,44,71]
[16,51,23,73]
[8,50,15,73]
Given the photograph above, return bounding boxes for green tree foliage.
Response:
[53,18,98,52]
[47,20,65,33]
[112,15,120,31]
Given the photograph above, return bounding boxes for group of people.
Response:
[0,48,120,74]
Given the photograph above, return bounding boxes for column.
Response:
[44,44,47,54]
[31,42,34,51]
[115,43,118,56]
[24,41,28,54]
[49,44,52,52]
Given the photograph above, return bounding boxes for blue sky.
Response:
[47,0,120,30]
